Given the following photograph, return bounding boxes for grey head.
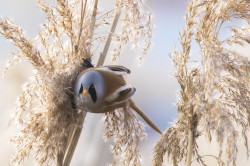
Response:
[74,70,105,112]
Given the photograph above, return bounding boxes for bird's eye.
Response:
[88,84,97,103]
[89,84,95,89]
[79,84,83,94]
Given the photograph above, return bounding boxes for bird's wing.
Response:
[96,65,131,75]
[105,85,136,107]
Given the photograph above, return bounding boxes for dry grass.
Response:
[153,0,250,166]
[0,0,153,165]
[112,0,154,63]
[3,0,249,166]
[103,106,145,166]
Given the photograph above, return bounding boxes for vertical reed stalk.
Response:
[96,9,121,66]
[186,112,194,166]
[62,125,83,166]
[86,0,99,58]
[57,152,64,166]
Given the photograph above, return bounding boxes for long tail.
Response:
[129,99,162,135]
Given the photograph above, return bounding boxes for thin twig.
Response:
[62,124,83,166]
[57,151,64,166]
[86,0,99,58]
[88,0,98,39]
[96,8,121,66]
[95,5,124,21]
[192,154,220,163]
[186,109,194,166]
[77,0,88,52]
[76,5,124,45]
[62,109,86,166]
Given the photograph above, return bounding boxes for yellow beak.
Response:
[83,89,89,95]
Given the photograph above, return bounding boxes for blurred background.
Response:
[0,0,249,165]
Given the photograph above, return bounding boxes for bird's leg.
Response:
[129,99,162,135]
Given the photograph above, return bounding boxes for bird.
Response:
[74,64,162,135]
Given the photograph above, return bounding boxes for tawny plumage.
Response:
[74,65,162,135]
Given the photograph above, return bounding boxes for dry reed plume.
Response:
[153,0,250,166]
[4,0,249,165]
[0,0,153,165]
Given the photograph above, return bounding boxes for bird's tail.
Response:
[129,99,162,135]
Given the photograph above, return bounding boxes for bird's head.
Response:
[74,70,105,111]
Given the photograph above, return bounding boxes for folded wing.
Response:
[96,65,131,75]
[105,85,136,106]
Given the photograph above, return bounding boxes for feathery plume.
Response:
[1,0,153,165]
[153,0,250,166]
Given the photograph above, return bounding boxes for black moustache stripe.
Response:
[79,84,83,94]
[89,84,97,103]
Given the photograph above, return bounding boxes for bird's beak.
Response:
[82,89,89,95]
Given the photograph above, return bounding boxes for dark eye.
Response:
[89,84,97,103]
[89,84,95,90]
[79,84,83,94]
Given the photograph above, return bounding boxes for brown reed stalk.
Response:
[96,9,121,66]
[62,111,85,166]
[186,109,194,166]
[86,0,98,58]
